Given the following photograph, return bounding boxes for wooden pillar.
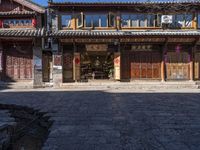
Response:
[190,46,195,81]
[161,44,167,82]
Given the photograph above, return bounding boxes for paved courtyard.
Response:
[1,88,200,150]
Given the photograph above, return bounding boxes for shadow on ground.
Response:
[0,90,200,150]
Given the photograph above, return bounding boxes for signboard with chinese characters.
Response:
[131,45,155,51]
[86,44,108,52]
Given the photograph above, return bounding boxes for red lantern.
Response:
[0,20,2,28]
[32,18,37,27]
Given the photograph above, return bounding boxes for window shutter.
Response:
[109,12,115,27]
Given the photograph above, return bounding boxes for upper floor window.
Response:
[121,14,159,28]
[61,15,71,29]
[85,14,107,28]
[171,14,192,28]
[3,19,32,28]
[77,13,115,29]
[198,13,200,28]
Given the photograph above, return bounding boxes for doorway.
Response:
[80,51,114,81]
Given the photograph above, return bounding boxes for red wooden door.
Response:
[5,43,32,81]
[130,51,161,79]
[130,53,140,78]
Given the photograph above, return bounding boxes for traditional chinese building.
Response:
[46,0,200,86]
[0,0,45,87]
[2,0,200,88]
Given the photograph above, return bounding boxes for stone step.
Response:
[0,81,33,89]
[60,81,199,89]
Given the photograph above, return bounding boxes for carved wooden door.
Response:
[63,51,73,82]
[166,52,190,80]
[5,44,32,81]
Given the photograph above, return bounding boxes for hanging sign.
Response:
[131,45,154,51]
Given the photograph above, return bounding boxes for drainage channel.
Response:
[0,104,53,150]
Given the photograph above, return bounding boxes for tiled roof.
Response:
[0,28,45,37]
[50,0,200,4]
[50,30,200,37]
[0,11,36,16]
[13,0,45,13]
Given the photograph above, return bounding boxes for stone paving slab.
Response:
[0,88,200,150]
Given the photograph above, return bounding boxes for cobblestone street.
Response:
[1,88,200,150]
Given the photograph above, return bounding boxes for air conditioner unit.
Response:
[161,15,173,24]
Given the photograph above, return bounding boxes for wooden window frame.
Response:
[197,13,200,29]
[3,19,33,28]
[84,13,109,29]
[60,14,73,30]
[108,12,116,27]
[169,13,194,29]
[120,13,161,29]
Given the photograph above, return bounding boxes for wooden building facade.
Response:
[0,0,45,87]
[46,0,200,86]
[1,0,200,87]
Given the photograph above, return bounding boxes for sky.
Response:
[32,0,48,6]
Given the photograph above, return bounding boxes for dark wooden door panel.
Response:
[121,51,130,80]
[5,43,32,81]
[130,51,161,79]
[63,52,73,82]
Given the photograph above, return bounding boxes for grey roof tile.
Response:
[50,30,200,37]
[50,0,200,4]
[0,28,45,37]
[0,11,36,16]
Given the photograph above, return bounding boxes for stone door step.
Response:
[60,81,199,90]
